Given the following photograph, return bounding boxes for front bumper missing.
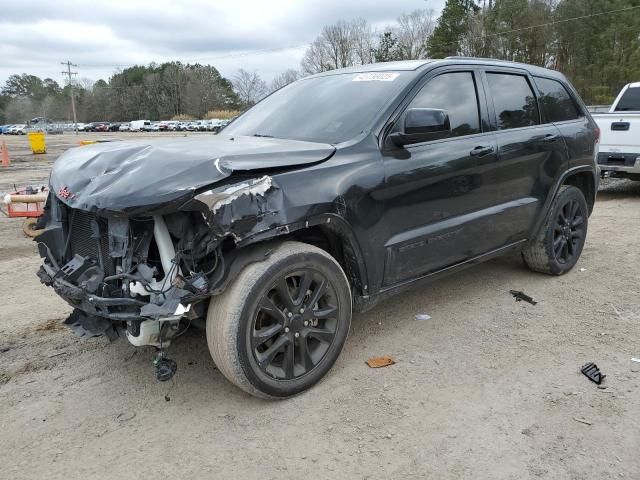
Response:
[38,262,148,321]
[38,261,190,345]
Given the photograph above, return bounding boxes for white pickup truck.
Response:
[592,82,640,180]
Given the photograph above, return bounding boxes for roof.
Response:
[307,57,565,81]
[311,60,434,77]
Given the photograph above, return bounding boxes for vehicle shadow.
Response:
[152,249,529,402]
[597,178,640,200]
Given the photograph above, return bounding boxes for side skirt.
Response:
[354,239,527,313]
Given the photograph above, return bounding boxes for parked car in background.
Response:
[46,124,64,135]
[0,125,15,134]
[11,124,27,135]
[94,122,111,132]
[186,122,197,131]
[592,82,640,180]
[212,119,231,133]
[75,123,88,132]
[130,120,150,132]
[108,123,122,132]
[36,58,598,399]
[119,123,131,132]
[206,119,220,131]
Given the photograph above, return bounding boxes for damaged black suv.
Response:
[37,58,599,398]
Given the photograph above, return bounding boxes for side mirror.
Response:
[390,108,451,147]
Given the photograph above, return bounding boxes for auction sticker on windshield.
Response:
[352,72,399,82]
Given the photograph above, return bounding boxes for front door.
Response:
[380,69,500,286]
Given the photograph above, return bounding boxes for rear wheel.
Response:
[523,185,588,275]
[206,241,352,399]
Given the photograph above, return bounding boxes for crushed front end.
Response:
[36,193,221,348]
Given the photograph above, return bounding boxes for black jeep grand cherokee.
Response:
[37,58,599,398]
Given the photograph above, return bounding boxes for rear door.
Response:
[480,69,568,244]
[533,76,596,170]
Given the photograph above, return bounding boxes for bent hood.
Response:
[49,135,335,212]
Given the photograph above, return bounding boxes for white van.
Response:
[130,120,151,132]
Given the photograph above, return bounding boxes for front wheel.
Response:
[206,241,352,399]
[523,185,588,275]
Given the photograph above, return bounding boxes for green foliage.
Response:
[427,0,479,57]
[0,63,240,123]
[372,32,402,62]
[441,0,640,103]
[553,0,640,103]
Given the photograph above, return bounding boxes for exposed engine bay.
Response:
[37,198,224,346]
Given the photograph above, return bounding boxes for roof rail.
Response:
[445,56,509,62]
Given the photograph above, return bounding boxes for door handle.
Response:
[540,134,559,143]
[470,145,494,156]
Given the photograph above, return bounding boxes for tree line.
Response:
[301,0,640,104]
[1,0,638,124]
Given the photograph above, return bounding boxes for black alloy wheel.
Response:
[206,241,352,399]
[251,269,339,380]
[522,185,589,275]
[553,198,585,264]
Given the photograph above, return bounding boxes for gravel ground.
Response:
[0,133,638,479]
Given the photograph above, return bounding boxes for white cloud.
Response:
[0,0,445,85]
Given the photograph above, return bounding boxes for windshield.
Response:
[224,72,412,144]
[615,86,640,111]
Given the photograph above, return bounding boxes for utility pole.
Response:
[61,61,78,135]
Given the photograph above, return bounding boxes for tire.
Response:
[523,185,588,275]
[206,241,352,399]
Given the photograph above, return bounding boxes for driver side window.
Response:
[396,71,481,138]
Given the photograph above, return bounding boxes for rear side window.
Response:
[487,73,539,130]
[614,86,640,112]
[404,71,481,137]
[534,77,581,122]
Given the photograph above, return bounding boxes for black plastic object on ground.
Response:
[63,309,117,339]
[581,362,606,385]
[155,357,177,382]
[509,290,537,305]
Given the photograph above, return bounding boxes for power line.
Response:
[61,60,79,135]
[476,4,640,40]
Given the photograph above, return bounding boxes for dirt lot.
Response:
[0,133,638,479]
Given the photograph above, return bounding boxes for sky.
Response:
[0,0,446,88]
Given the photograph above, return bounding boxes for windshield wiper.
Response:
[252,133,274,138]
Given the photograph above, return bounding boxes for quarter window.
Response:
[402,72,481,138]
[534,77,581,122]
[487,73,539,130]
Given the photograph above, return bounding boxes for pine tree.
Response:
[427,0,479,57]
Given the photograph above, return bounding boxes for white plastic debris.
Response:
[631,357,640,373]
[415,313,431,321]
[579,268,586,272]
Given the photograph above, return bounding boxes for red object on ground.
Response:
[4,188,48,218]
